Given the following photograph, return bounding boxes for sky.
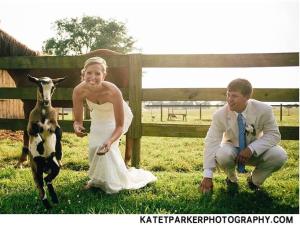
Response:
[0,0,299,88]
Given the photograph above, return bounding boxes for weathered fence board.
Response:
[0,87,128,100]
[0,55,128,69]
[141,123,299,140]
[1,119,298,140]
[142,123,210,138]
[1,53,298,69]
[142,53,299,67]
[143,88,299,102]
[1,88,297,102]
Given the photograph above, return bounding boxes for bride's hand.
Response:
[73,122,87,137]
[96,141,112,155]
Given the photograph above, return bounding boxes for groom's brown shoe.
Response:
[247,176,260,191]
[225,177,239,195]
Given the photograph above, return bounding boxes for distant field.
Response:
[142,105,299,126]
[59,105,299,127]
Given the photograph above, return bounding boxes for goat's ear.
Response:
[52,77,67,85]
[27,74,39,84]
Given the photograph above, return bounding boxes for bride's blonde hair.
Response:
[81,57,107,75]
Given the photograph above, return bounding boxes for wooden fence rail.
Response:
[141,53,299,67]
[0,52,299,167]
[0,87,298,102]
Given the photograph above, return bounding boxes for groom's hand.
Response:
[199,177,213,194]
[236,147,253,165]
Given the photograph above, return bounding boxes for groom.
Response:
[199,78,287,193]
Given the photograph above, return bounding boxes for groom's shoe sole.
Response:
[225,177,239,195]
[247,176,260,191]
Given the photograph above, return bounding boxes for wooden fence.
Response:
[0,53,299,167]
[145,103,299,122]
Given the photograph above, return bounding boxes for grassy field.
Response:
[0,132,298,214]
[60,105,299,126]
[142,105,299,126]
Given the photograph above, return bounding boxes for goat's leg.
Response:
[44,158,60,204]
[14,130,30,168]
[16,122,41,168]
[33,156,51,209]
[54,127,63,167]
[15,102,34,168]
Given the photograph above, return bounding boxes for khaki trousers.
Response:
[216,143,288,186]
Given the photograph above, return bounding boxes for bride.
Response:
[72,56,156,193]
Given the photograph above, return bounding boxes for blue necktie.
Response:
[237,113,246,173]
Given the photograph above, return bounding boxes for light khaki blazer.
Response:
[203,99,281,169]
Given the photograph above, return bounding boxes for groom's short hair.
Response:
[227,78,253,97]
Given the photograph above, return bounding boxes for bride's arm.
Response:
[108,87,124,143]
[97,86,124,155]
[72,86,87,137]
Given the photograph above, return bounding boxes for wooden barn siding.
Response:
[0,70,24,118]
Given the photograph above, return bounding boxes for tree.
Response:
[43,16,135,55]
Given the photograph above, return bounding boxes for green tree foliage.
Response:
[43,16,135,55]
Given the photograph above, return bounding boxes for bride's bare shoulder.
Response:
[102,81,120,93]
[74,82,86,91]
[73,82,88,97]
[102,82,122,101]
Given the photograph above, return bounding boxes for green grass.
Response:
[0,133,298,214]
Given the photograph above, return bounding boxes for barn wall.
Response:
[0,70,24,118]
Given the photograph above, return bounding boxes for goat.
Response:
[27,75,65,209]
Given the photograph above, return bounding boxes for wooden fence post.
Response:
[280,104,283,121]
[199,104,202,120]
[62,108,65,120]
[128,54,142,168]
[160,104,163,122]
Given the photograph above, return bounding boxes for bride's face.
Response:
[83,64,106,86]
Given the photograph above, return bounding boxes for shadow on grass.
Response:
[0,156,22,169]
[198,188,299,214]
[1,177,298,214]
[63,161,89,171]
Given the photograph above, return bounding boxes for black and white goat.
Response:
[27,75,65,209]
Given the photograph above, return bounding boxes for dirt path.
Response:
[0,130,23,141]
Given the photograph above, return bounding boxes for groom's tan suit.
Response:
[203,99,287,186]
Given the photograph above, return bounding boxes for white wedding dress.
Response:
[86,99,157,194]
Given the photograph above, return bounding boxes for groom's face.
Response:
[226,90,249,113]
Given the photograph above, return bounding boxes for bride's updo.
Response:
[81,57,107,74]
